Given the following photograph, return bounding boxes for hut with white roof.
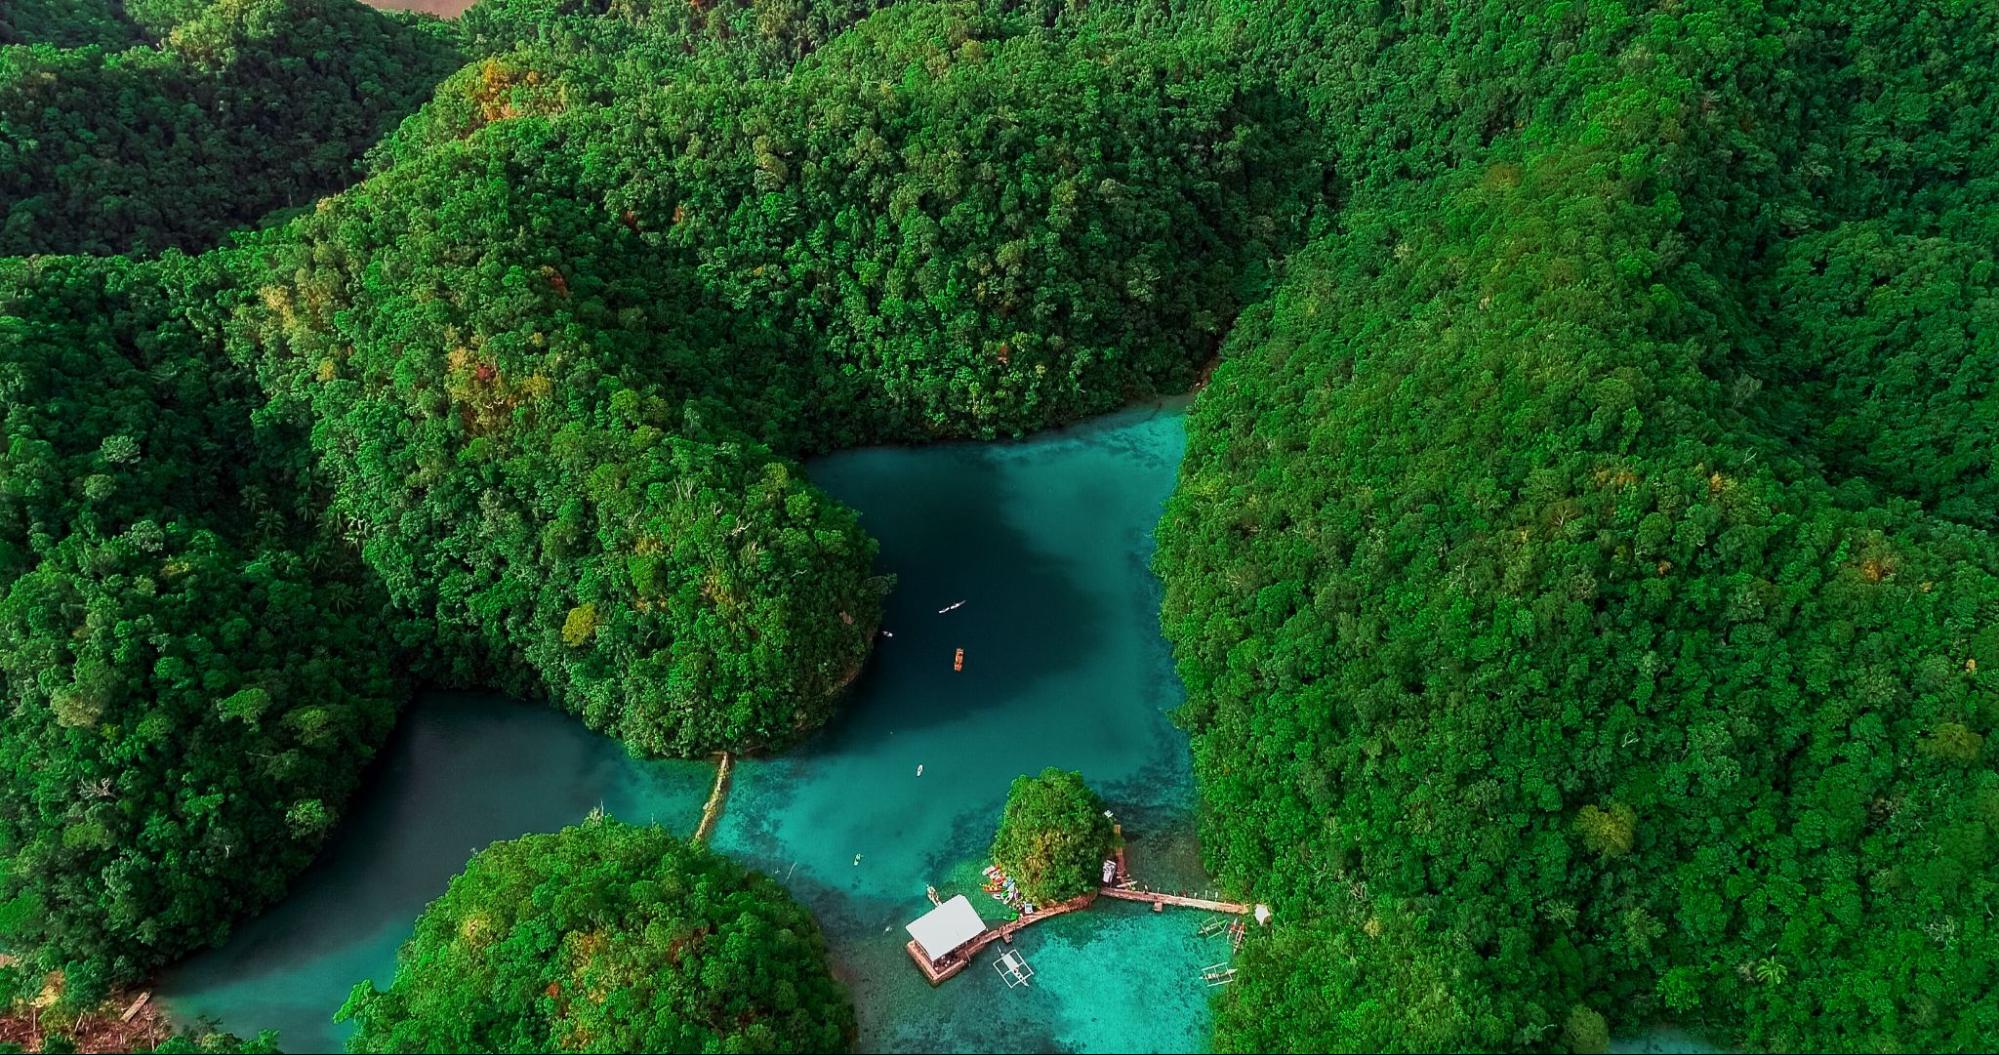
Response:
[904,894,990,984]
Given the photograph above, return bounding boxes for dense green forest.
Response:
[0,1023,280,1053]
[1155,2,1999,1051]
[1,0,1311,1017]
[3,0,1997,1051]
[0,251,411,992]
[0,0,462,254]
[339,816,853,1053]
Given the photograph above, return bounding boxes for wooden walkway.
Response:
[691,752,733,844]
[909,886,1255,985]
[975,891,1096,952]
[1096,887,1250,914]
[906,839,1259,985]
[907,891,1097,985]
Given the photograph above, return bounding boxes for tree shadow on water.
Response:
[805,440,1110,744]
[157,695,674,1045]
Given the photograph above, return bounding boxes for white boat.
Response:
[994,949,1035,988]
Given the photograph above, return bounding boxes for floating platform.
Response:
[906,845,1261,986]
[906,939,971,984]
[905,892,1096,985]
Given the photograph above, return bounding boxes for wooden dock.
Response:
[1097,887,1250,914]
[906,939,972,984]
[907,837,1260,985]
[906,891,1097,986]
[984,891,1095,947]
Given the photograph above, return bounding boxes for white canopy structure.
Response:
[906,894,986,963]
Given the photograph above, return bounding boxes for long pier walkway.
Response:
[970,891,1098,955]
[907,855,1261,984]
[1096,887,1249,914]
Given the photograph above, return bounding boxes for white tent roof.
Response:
[906,894,986,961]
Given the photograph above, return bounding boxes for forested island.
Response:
[2,1,1995,1052]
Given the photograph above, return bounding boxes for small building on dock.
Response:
[905,894,988,984]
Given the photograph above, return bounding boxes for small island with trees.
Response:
[338,815,853,1054]
[989,769,1116,906]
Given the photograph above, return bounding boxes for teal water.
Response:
[160,402,1217,1053]
[155,696,717,1046]
[1613,1029,1716,1054]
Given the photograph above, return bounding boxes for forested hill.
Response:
[2,2,1996,1052]
[0,0,1314,1011]
[0,0,463,255]
[1155,2,1999,1051]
